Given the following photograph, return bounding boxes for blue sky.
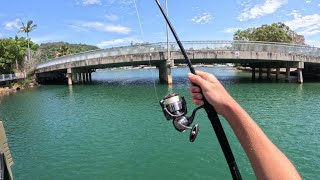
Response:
[1,0,320,48]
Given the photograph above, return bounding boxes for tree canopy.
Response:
[38,42,99,61]
[0,37,38,73]
[233,22,305,45]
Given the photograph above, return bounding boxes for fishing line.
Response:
[133,0,160,102]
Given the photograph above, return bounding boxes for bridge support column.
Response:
[81,73,85,83]
[276,67,280,80]
[72,73,78,84]
[267,68,271,80]
[76,73,81,83]
[78,73,82,83]
[67,68,73,85]
[285,68,290,82]
[88,72,92,82]
[297,61,304,84]
[297,69,303,83]
[83,73,86,83]
[252,67,256,80]
[259,67,263,80]
[159,61,172,84]
[85,73,89,83]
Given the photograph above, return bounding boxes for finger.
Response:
[190,86,201,93]
[188,73,210,90]
[191,93,203,100]
[193,99,204,106]
[195,71,217,83]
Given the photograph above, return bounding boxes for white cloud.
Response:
[81,0,101,6]
[4,18,20,30]
[223,27,242,33]
[106,0,134,6]
[105,14,119,21]
[68,25,90,32]
[305,0,311,4]
[96,37,141,48]
[191,13,214,24]
[238,0,287,21]
[285,11,320,36]
[71,21,131,34]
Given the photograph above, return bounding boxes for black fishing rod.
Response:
[155,1,242,179]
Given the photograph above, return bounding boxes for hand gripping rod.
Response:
[155,1,242,179]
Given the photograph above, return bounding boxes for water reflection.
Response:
[68,85,73,96]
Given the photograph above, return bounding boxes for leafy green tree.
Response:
[18,20,37,61]
[38,42,99,61]
[0,37,38,74]
[0,38,25,73]
[55,45,70,57]
[234,22,305,45]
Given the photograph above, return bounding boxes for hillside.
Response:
[39,42,100,61]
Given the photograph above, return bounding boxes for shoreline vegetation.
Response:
[0,78,38,97]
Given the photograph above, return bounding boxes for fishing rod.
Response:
[155,1,242,179]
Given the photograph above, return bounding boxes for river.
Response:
[0,67,319,179]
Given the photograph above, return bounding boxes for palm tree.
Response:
[55,45,70,57]
[18,20,37,61]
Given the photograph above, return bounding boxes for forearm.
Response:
[223,100,301,179]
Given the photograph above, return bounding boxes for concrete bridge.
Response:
[35,40,320,84]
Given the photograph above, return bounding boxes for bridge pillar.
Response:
[89,72,92,82]
[81,73,85,83]
[285,67,290,82]
[267,68,271,80]
[85,73,89,83]
[297,69,303,83]
[276,67,280,80]
[252,67,256,80]
[259,67,263,80]
[159,61,172,84]
[72,73,78,84]
[297,61,304,84]
[78,73,82,83]
[67,68,73,85]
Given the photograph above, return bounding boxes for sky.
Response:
[0,0,320,48]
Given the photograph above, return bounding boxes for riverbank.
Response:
[0,78,38,97]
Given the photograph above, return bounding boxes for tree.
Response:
[0,38,26,73]
[0,37,39,74]
[55,45,70,57]
[38,42,99,61]
[18,20,37,61]
[233,22,305,45]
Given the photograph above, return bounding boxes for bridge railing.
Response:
[36,41,320,69]
[0,74,18,82]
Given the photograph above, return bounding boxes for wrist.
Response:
[221,97,241,121]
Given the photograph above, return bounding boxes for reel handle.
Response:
[189,124,199,142]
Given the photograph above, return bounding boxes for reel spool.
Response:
[160,93,203,142]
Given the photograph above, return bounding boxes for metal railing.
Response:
[0,74,18,82]
[36,41,320,69]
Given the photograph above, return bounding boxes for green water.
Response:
[0,67,319,179]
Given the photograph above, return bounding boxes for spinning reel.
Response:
[160,93,203,142]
